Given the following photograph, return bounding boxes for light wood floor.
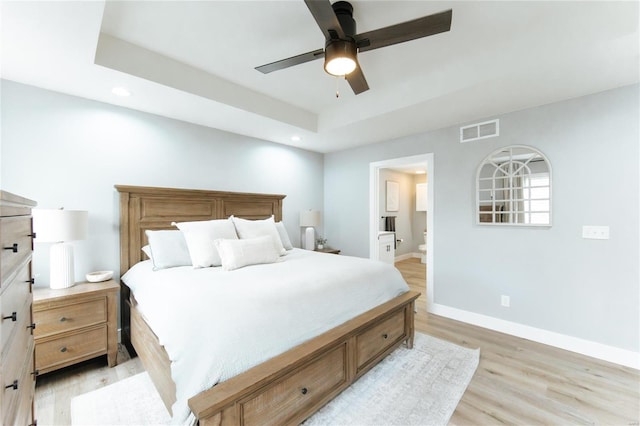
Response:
[35,258,639,425]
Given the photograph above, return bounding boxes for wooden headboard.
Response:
[115,185,285,276]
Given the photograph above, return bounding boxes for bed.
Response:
[116,185,420,425]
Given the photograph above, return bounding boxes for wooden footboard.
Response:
[190,290,419,426]
[122,281,419,425]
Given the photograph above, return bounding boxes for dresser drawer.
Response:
[34,298,106,339]
[1,324,34,425]
[356,308,406,370]
[0,263,32,352]
[0,217,33,286]
[2,344,35,426]
[35,325,107,372]
[241,344,347,426]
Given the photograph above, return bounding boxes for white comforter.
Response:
[122,248,409,424]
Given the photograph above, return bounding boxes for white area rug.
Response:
[71,333,479,426]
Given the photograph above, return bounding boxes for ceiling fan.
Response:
[255,0,452,95]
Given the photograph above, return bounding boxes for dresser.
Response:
[0,190,37,426]
[33,281,118,374]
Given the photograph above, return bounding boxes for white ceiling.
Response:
[2,1,638,153]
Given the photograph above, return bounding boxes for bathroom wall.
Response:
[412,174,427,252]
[379,169,425,257]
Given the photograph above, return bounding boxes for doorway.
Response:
[369,153,434,311]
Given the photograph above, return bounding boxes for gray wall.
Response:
[324,84,639,352]
[1,80,324,287]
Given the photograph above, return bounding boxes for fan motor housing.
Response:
[332,1,356,38]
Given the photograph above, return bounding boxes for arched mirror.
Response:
[476,145,552,226]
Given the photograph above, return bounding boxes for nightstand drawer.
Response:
[34,298,106,338]
[35,325,107,372]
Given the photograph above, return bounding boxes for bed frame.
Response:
[116,185,419,426]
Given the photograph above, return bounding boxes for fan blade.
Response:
[355,9,452,53]
[346,65,369,94]
[255,48,325,74]
[305,0,346,40]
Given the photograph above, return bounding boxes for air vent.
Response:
[460,119,499,143]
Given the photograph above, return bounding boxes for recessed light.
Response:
[291,135,301,142]
[415,170,426,174]
[111,86,131,97]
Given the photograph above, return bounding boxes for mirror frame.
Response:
[476,145,552,227]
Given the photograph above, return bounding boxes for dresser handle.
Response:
[27,322,36,331]
[28,232,37,238]
[60,347,67,353]
[59,316,67,322]
[3,243,18,253]
[382,333,388,339]
[31,369,39,377]
[3,312,17,322]
[5,380,18,390]
[26,278,35,285]
[301,387,308,395]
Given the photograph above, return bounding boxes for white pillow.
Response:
[231,216,286,255]
[275,221,293,250]
[214,236,280,271]
[141,245,152,259]
[145,230,192,270]
[173,219,238,268]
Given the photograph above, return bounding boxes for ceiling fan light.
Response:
[324,40,357,76]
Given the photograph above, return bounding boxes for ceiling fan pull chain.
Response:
[336,76,340,98]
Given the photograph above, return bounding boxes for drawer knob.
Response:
[5,380,18,390]
[3,312,17,322]
[59,316,67,322]
[301,387,308,395]
[60,347,67,353]
[3,243,18,253]
[31,370,39,377]
[382,333,388,339]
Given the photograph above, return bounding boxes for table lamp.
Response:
[33,208,88,289]
[299,210,320,250]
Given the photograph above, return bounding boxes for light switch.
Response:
[582,225,610,240]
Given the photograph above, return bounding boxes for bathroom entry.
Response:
[369,153,434,310]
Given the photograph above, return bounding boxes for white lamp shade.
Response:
[299,210,320,227]
[33,209,88,242]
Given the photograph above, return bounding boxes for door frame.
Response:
[369,153,435,310]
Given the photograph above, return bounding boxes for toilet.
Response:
[418,231,427,264]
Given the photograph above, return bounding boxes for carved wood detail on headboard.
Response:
[115,185,285,277]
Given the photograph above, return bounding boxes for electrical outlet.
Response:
[582,225,610,240]
[501,295,510,307]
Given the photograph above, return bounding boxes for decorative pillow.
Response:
[141,245,153,260]
[275,221,294,250]
[145,230,192,270]
[173,219,238,268]
[231,215,286,255]
[214,236,280,271]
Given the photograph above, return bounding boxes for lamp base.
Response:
[50,242,75,289]
[304,227,315,251]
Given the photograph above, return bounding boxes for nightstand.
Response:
[32,280,118,374]
[315,247,341,254]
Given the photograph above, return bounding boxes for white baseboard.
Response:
[394,253,415,262]
[429,303,640,370]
